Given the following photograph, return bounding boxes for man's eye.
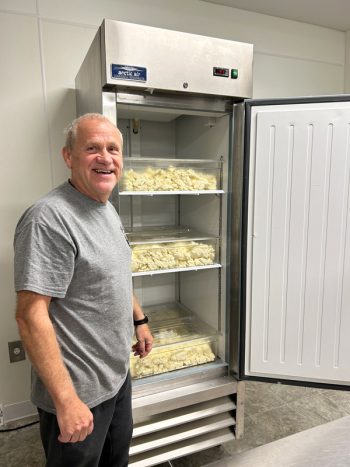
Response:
[109,146,120,154]
[86,146,96,152]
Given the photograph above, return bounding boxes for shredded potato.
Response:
[122,166,217,191]
[131,241,215,272]
[130,341,215,378]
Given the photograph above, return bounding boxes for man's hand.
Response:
[56,396,94,443]
[132,324,153,358]
[132,295,153,358]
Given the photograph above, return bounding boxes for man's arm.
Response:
[15,290,94,443]
[132,295,153,358]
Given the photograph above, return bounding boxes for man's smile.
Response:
[93,169,114,174]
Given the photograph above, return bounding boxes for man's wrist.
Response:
[134,315,149,326]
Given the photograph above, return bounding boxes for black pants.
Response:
[38,374,132,467]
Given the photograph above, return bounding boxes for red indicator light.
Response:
[213,67,229,77]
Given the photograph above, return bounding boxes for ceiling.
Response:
[201,0,350,31]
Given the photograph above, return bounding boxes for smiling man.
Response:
[14,114,153,467]
[62,116,124,203]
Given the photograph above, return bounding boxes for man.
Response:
[14,113,153,466]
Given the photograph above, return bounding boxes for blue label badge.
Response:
[111,64,147,82]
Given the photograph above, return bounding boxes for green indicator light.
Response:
[231,68,238,79]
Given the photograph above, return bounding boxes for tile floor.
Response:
[1,380,350,467]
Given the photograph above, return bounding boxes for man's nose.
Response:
[97,148,112,163]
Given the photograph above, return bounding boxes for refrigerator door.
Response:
[242,96,350,387]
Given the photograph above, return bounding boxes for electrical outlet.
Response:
[0,403,3,427]
[8,340,26,363]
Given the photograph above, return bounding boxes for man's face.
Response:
[62,118,123,203]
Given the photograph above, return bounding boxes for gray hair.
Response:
[63,113,123,151]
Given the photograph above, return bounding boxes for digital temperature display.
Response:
[213,67,229,77]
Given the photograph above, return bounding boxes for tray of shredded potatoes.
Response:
[126,227,219,273]
[130,303,217,379]
[119,158,223,193]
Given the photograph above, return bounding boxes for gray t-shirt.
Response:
[14,181,133,413]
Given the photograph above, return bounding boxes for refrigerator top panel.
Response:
[100,19,253,99]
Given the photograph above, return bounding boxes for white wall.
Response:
[0,0,346,421]
[345,31,350,93]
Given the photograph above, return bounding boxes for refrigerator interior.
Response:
[114,100,232,382]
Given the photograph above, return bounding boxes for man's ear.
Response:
[62,147,72,169]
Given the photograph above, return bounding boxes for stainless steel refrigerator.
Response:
[75,19,350,466]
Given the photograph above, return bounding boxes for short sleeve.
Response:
[14,220,76,298]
